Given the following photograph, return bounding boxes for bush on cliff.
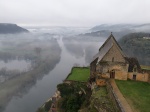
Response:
[57,82,91,112]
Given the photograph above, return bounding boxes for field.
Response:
[116,80,150,112]
[66,67,90,82]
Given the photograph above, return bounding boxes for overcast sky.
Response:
[0,0,150,27]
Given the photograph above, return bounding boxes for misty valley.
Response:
[0,24,149,112]
[0,28,102,112]
[1,1,150,112]
[0,32,62,112]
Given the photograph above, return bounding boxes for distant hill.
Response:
[64,29,133,41]
[91,24,134,32]
[118,32,150,65]
[91,23,150,32]
[64,23,150,41]
[0,23,29,34]
[78,30,109,37]
[78,29,134,40]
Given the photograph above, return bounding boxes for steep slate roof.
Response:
[92,33,126,63]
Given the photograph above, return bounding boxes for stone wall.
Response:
[128,72,149,82]
[101,44,125,63]
[96,79,106,86]
[97,63,128,73]
[96,62,128,80]
[106,81,124,112]
[115,70,127,80]
[90,58,98,78]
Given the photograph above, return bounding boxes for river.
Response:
[3,36,102,112]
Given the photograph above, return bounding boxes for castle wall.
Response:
[96,62,128,80]
[128,72,149,82]
[115,71,127,80]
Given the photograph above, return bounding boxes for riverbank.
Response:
[0,54,61,111]
[36,67,90,112]
[0,37,61,112]
[37,67,121,112]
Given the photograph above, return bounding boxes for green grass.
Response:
[140,65,150,70]
[67,67,90,82]
[116,80,150,112]
[92,87,107,98]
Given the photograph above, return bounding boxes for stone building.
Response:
[90,33,150,85]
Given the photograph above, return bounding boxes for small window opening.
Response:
[133,65,137,72]
[133,74,136,80]
[134,68,137,72]
[112,57,114,62]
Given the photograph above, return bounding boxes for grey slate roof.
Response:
[97,37,113,63]
[125,57,141,72]
[92,33,125,63]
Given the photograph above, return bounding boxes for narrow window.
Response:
[134,67,137,72]
[133,74,136,80]
[112,57,114,62]
[133,65,137,72]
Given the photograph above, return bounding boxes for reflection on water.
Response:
[0,32,61,112]
[3,37,84,112]
[63,40,84,58]
[63,39,103,64]
[2,36,104,112]
[0,60,31,71]
[0,59,32,83]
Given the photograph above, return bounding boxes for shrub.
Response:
[44,100,52,111]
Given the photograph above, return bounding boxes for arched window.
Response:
[110,70,115,78]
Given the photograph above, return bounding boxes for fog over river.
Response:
[0,28,104,112]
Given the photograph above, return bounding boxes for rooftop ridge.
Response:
[92,33,126,63]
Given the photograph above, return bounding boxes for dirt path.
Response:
[110,79,133,112]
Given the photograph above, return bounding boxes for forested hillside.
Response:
[119,33,150,65]
[0,23,29,34]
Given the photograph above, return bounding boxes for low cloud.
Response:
[0,0,150,26]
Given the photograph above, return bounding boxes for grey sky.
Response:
[0,0,150,27]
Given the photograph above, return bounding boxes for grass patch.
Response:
[116,80,150,112]
[92,87,107,98]
[140,65,150,70]
[90,87,116,112]
[66,67,90,82]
